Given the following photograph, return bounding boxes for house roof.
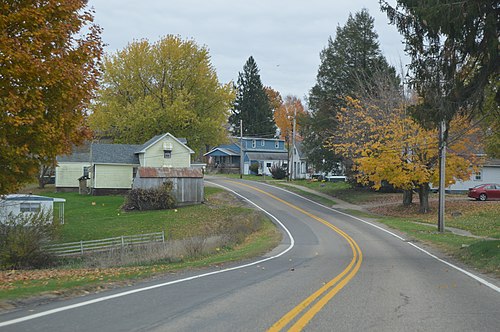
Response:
[246,152,289,161]
[2,194,65,203]
[294,141,305,158]
[138,167,203,178]
[92,143,142,164]
[135,133,193,154]
[57,133,193,165]
[57,151,91,163]
[204,143,240,157]
[484,159,500,167]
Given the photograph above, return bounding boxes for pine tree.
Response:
[229,56,275,137]
[380,0,499,131]
[303,9,398,174]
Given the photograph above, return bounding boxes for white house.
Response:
[438,158,500,192]
[56,133,195,195]
[0,194,66,224]
[290,141,308,179]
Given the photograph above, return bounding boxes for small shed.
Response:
[0,194,66,224]
[133,167,204,206]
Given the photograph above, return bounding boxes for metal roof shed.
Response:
[133,167,204,206]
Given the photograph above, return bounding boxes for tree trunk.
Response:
[403,189,413,206]
[38,165,50,189]
[418,183,430,213]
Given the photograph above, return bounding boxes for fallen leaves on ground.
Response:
[0,266,152,291]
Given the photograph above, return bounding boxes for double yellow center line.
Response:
[230,181,362,331]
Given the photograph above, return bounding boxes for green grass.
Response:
[43,187,252,242]
[0,187,282,302]
[426,208,499,239]
[0,217,281,302]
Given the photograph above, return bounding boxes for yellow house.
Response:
[56,133,194,194]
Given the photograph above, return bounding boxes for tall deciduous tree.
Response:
[304,9,398,174]
[89,35,235,154]
[327,97,479,213]
[229,56,275,137]
[274,95,305,143]
[0,0,103,195]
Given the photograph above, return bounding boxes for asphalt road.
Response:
[0,178,499,331]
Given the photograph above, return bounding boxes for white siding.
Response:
[56,162,90,188]
[447,166,500,191]
[142,136,191,168]
[94,164,134,189]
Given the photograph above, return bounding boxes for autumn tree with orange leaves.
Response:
[327,97,480,213]
[274,95,305,143]
[0,0,102,194]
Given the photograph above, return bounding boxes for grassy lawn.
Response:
[0,186,282,303]
[0,220,281,302]
[37,187,257,243]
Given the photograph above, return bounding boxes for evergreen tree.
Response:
[303,9,398,174]
[380,0,499,132]
[229,56,275,137]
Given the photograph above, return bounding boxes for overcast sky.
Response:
[87,0,406,102]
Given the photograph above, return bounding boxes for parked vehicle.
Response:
[467,183,500,201]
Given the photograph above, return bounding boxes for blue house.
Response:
[204,137,288,175]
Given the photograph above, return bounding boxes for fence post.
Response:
[121,236,125,248]
[80,240,84,254]
[162,230,165,243]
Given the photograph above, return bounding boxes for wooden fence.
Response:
[44,232,165,256]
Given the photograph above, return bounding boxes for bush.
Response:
[249,162,260,174]
[269,164,287,179]
[123,182,176,211]
[0,210,59,269]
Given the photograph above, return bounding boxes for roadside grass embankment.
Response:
[281,180,500,278]
[0,186,282,304]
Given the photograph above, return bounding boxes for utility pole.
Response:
[240,119,243,179]
[438,119,446,232]
[291,106,297,181]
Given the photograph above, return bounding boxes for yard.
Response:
[0,186,282,304]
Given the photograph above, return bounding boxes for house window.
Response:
[164,150,172,158]
[83,166,90,178]
[474,171,482,181]
[266,162,272,168]
[275,141,279,148]
[261,140,265,146]
[132,167,138,178]
[20,202,41,213]
[252,140,256,148]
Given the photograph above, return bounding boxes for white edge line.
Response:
[260,182,500,293]
[0,182,295,328]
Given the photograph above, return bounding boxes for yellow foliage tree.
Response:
[89,35,235,154]
[327,97,480,213]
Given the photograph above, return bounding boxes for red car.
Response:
[467,183,500,201]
